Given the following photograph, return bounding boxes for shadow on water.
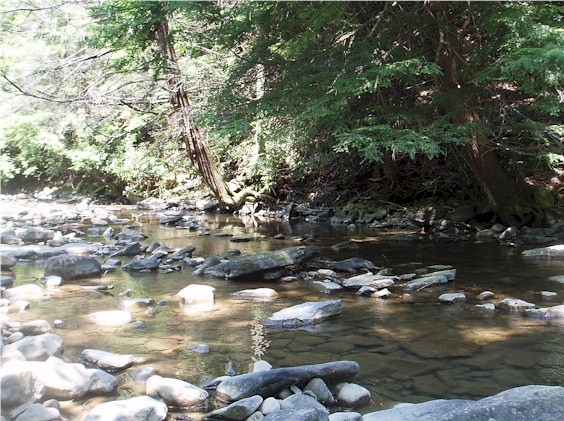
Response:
[7,210,564,415]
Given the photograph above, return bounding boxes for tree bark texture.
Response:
[154,19,236,208]
[433,6,534,225]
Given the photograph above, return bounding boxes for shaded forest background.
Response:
[1,1,562,225]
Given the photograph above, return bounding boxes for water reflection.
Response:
[6,210,564,414]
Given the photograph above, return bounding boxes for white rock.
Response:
[146,375,208,409]
[82,349,135,372]
[260,396,281,415]
[83,395,168,421]
[176,284,215,304]
[0,363,45,407]
[3,284,43,301]
[2,333,64,361]
[251,360,272,373]
[438,293,466,303]
[13,402,60,421]
[87,368,119,395]
[336,382,371,408]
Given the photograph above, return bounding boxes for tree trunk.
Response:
[434,8,534,225]
[154,19,237,208]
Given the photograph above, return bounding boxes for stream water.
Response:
[7,207,564,416]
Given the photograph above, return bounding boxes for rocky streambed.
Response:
[1,193,564,420]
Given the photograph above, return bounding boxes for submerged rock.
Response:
[204,246,319,279]
[264,300,342,328]
[44,254,102,280]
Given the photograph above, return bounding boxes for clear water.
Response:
[6,208,564,416]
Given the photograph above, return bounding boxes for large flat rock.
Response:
[362,385,564,421]
[264,300,342,328]
[204,246,319,279]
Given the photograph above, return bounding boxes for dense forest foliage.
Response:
[1,1,562,225]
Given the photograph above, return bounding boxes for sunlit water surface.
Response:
[7,208,564,416]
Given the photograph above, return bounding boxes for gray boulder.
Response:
[335,382,371,408]
[0,363,45,408]
[403,275,448,291]
[205,395,263,420]
[87,368,119,395]
[331,257,376,272]
[0,252,17,269]
[280,393,329,414]
[522,244,564,258]
[343,274,395,290]
[44,254,102,280]
[19,227,55,242]
[2,333,64,361]
[216,361,359,402]
[83,395,168,421]
[264,407,329,421]
[329,413,361,421]
[362,385,564,421]
[497,298,537,313]
[122,255,160,271]
[438,293,466,304]
[81,349,135,372]
[264,300,342,328]
[193,256,221,276]
[146,375,208,409]
[11,402,60,421]
[204,246,319,279]
[303,378,335,405]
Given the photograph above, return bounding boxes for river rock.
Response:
[403,275,448,291]
[335,382,371,408]
[2,333,64,361]
[362,385,564,421]
[204,246,319,279]
[81,349,135,372]
[438,293,466,303]
[0,252,17,269]
[478,290,495,300]
[122,255,160,271]
[0,363,45,407]
[260,396,281,415]
[11,402,61,421]
[215,361,359,402]
[176,284,215,304]
[28,357,91,400]
[264,300,342,328]
[343,274,395,289]
[1,274,14,287]
[497,298,537,312]
[264,407,329,421]
[304,378,335,405]
[19,227,55,242]
[193,256,222,276]
[83,395,168,421]
[205,395,263,420]
[281,393,329,414]
[87,368,119,395]
[427,269,456,281]
[329,413,361,421]
[146,375,209,409]
[3,284,43,300]
[522,244,564,259]
[116,228,147,242]
[111,241,144,257]
[330,257,376,272]
[44,254,102,280]
[232,288,278,300]
[87,310,132,326]
[312,280,343,294]
[19,319,51,335]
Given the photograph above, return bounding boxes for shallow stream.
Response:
[8,207,564,416]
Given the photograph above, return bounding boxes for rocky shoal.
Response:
[1,193,564,420]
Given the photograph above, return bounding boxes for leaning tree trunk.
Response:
[434,9,535,225]
[154,19,238,208]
